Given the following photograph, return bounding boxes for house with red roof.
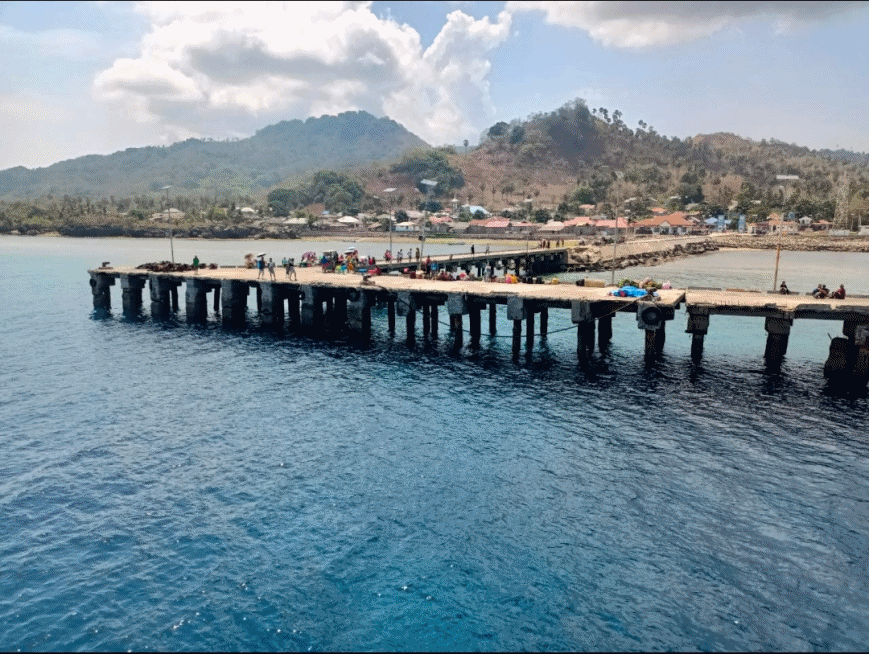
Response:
[593,217,629,234]
[563,215,597,235]
[466,217,510,234]
[632,212,693,235]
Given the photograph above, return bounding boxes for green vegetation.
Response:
[267,170,366,216]
[390,148,465,195]
[0,111,427,201]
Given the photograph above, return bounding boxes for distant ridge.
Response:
[0,111,428,200]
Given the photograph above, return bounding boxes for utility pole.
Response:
[772,175,798,291]
[420,179,437,269]
[162,185,174,263]
[383,187,396,259]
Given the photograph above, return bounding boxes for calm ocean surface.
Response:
[1,235,868,651]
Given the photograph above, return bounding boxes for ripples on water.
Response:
[1,237,868,651]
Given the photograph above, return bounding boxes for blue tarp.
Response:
[609,285,656,297]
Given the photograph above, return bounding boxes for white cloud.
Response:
[506,1,867,47]
[92,1,512,145]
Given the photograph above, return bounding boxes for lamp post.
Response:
[420,179,437,269]
[383,187,396,260]
[773,174,799,291]
[610,172,623,285]
[162,185,174,264]
[524,197,533,274]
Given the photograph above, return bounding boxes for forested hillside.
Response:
[413,99,869,223]
[0,111,427,200]
[3,99,868,234]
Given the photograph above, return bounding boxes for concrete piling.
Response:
[259,282,284,330]
[764,316,792,365]
[508,296,526,359]
[686,310,710,361]
[119,273,145,314]
[387,298,396,333]
[406,309,416,346]
[220,279,249,325]
[598,314,612,350]
[489,303,497,335]
[287,289,300,332]
[333,292,348,333]
[525,311,534,351]
[422,301,431,336]
[447,294,467,348]
[571,300,594,358]
[185,278,209,322]
[148,274,171,315]
[346,289,371,341]
[539,307,548,338]
[300,285,323,334]
[469,302,481,347]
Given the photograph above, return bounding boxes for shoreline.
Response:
[7,229,869,252]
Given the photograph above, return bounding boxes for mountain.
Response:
[0,111,428,200]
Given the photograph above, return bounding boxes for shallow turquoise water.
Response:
[1,236,868,651]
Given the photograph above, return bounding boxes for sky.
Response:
[1,0,868,170]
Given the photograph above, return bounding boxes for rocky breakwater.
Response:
[566,237,718,272]
[715,234,869,252]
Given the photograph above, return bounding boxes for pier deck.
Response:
[86,266,869,385]
[685,289,869,320]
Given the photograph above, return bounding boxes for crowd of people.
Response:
[779,281,846,299]
[812,283,846,299]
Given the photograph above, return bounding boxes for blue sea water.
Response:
[1,235,869,651]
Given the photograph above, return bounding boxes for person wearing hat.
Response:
[779,281,789,295]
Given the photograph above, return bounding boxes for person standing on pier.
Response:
[415,247,420,262]
[192,255,199,274]
[267,258,276,280]
[257,256,265,279]
[471,244,475,255]
[286,258,297,280]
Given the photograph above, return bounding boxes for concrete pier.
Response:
[90,266,869,386]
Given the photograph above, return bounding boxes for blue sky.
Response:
[1,1,868,170]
